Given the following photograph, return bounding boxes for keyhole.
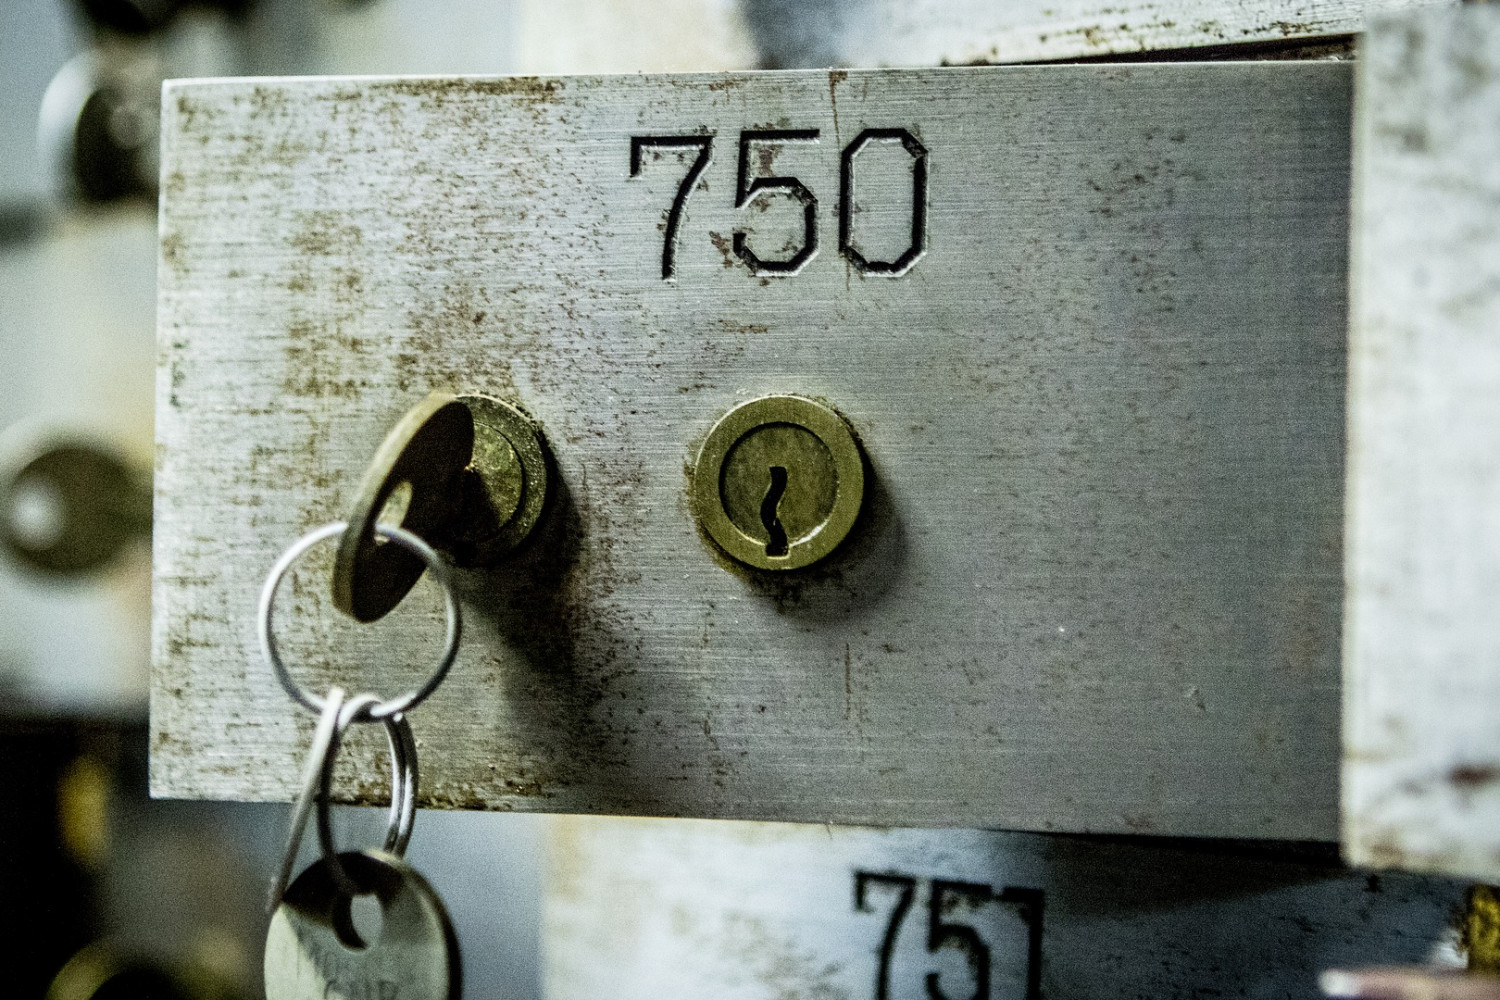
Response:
[761,466,789,557]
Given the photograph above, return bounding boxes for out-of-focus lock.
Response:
[0,431,151,577]
[151,64,1351,841]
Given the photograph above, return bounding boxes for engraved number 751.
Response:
[854,871,1043,1000]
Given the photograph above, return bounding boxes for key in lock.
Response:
[333,392,550,623]
[692,395,865,571]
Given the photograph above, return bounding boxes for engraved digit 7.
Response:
[855,871,917,1000]
[926,880,992,1000]
[630,135,713,280]
[735,129,819,274]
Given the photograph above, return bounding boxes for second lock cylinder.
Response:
[690,395,865,572]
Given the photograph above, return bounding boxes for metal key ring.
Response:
[258,520,461,721]
[267,685,347,912]
[267,688,418,911]
[317,693,419,896]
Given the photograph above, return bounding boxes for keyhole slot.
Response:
[761,466,789,557]
[332,891,385,951]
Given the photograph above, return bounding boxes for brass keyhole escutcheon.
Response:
[692,395,865,572]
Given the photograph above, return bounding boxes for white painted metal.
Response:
[153,65,1350,838]
[517,0,756,74]
[544,816,1464,1000]
[1344,5,1500,880]
[515,0,1447,72]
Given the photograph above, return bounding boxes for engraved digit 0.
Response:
[630,135,713,280]
[839,128,928,275]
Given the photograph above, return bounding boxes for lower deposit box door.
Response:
[151,64,1349,839]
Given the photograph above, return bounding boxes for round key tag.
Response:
[265,850,460,1000]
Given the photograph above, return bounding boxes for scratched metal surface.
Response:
[544,817,1464,1000]
[153,65,1350,838]
[1344,5,1500,879]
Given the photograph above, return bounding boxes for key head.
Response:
[265,851,459,1000]
[332,394,473,622]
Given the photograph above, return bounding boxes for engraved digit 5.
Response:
[927,880,992,1000]
[630,135,713,280]
[735,129,820,274]
[855,871,917,1000]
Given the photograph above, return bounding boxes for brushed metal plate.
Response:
[152,65,1350,838]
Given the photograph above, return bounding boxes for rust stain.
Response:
[248,84,290,120]
[708,231,736,269]
[720,911,851,1000]
[1266,20,1322,38]
[827,69,845,146]
[379,77,562,106]
[160,231,187,277]
[712,317,769,336]
[290,210,365,257]
[172,92,222,135]
[844,644,852,721]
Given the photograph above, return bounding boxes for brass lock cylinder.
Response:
[691,395,865,572]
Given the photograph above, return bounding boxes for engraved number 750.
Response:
[630,128,927,279]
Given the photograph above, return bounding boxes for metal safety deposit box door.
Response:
[152,65,1349,839]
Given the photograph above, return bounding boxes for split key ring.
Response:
[268,687,418,911]
[257,520,462,721]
